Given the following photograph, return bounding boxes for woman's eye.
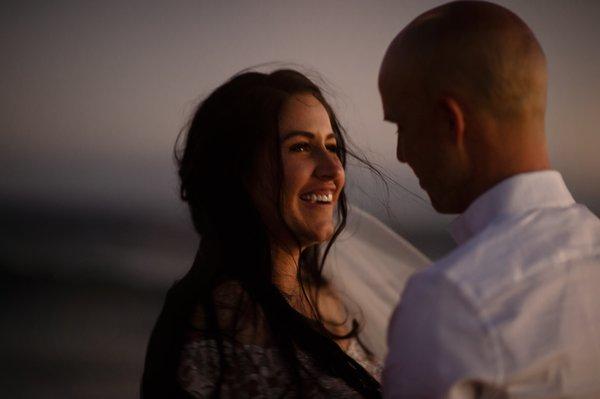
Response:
[290,142,310,152]
[326,144,338,153]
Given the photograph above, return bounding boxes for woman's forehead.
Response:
[279,93,332,136]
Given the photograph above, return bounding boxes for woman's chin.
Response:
[283,216,335,248]
[300,225,335,247]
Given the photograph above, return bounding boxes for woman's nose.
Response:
[314,149,343,180]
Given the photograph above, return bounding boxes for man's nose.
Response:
[314,149,343,180]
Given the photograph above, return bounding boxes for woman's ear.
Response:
[440,96,465,145]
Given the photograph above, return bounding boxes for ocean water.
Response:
[0,201,454,398]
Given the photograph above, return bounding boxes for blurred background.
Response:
[2,0,599,397]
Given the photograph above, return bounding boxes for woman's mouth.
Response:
[299,191,333,204]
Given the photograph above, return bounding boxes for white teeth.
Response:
[300,192,333,203]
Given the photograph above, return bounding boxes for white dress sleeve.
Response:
[323,205,431,360]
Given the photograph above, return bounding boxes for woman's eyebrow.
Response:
[281,131,336,142]
[281,131,314,142]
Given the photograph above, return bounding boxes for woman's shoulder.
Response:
[211,280,251,305]
[188,280,270,345]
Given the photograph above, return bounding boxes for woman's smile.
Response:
[299,190,335,204]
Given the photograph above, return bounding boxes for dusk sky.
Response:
[3,0,599,230]
[2,3,599,396]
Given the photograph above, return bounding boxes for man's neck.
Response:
[461,159,551,215]
[462,118,550,213]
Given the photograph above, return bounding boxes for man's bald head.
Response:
[381,0,547,122]
[379,1,550,213]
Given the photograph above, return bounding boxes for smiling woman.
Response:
[141,69,382,398]
[248,92,348,298]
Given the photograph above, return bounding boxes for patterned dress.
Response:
[178,282,381,398]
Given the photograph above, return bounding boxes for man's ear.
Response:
[440,96,465,145]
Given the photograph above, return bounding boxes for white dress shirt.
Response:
[383,171,600,398]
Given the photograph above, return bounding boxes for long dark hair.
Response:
[142,69,381,398]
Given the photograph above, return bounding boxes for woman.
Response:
[142,69,382,398]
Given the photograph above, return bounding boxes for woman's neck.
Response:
[270,242,322,318]
[270,243,302,296]
[270,242,351,344]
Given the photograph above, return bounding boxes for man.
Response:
[378,1,600,398]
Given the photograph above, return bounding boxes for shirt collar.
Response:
[449,170,575,245]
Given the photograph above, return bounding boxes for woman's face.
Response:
[251,93,345,249]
